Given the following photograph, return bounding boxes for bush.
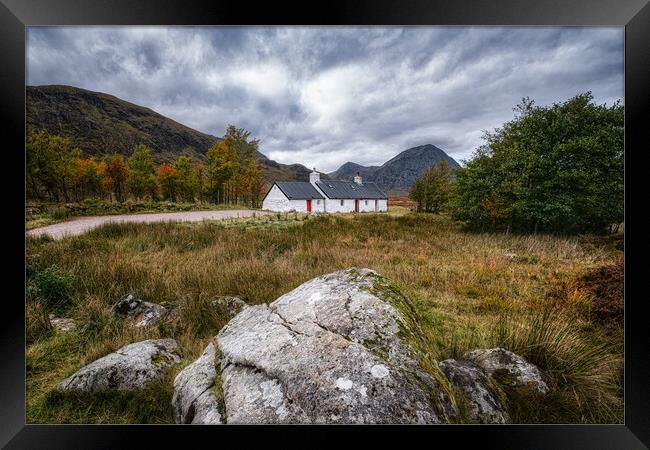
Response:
[30,265,75,311]
[451,93,623,234]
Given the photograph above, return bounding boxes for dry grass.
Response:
[25,211,623,423]
[388,196,417,209]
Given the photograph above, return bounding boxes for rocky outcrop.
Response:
[172,342,224,424]
[59,339,181,391]
[112,293,168,328]
[211,296,248,319]
[215,268,451,424]
[439,358,509,424]
[163,269,552,425]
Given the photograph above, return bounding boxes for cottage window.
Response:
[317,199,321,204]
[365,200,368,205]
[340,199,344,206]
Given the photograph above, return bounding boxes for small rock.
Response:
[464,347,549,394]
[504,252,518,260]
[112,293,168,328]
[172,341,224,424]
[439,358,509,424]
[211,296,248,318]
[49,317,77,332]
[58,339,181,391]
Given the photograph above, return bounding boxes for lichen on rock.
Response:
[58,339,181,392]
[439,358,509,423]
[464,347,549,394]
[172,341,224,424]
[49,316,76,332]
[439,347,550,424]
[215,267,453,424]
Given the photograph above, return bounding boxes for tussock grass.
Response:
[26,212,623,423]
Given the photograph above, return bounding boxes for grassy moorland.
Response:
[25,209,623,424]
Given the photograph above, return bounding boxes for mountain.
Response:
[26,85,314,182]
[327,161,380,180]
[328,144,460,195]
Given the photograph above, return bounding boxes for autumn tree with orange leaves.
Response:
[157,164,181,201]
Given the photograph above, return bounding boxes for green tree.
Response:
[206,125,261,205]
[451,93,623,234]
[409,160,455,213]
[126,144,158,200]
[193,161,207,203]
[26,131,78,201]
[73,157,106,200]
[174,156,199,202]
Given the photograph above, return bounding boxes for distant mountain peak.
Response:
[328,144,460,195]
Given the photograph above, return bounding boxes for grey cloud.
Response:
[26,26,623,171]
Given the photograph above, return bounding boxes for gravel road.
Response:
[27,210,270,240]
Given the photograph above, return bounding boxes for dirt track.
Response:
[27,210,269,240]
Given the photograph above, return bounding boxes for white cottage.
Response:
[262,169,388,213]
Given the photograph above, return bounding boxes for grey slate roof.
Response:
[273,181,325,200]
[315,180,387,199]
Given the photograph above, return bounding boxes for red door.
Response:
[306,199,312,212]
[355,199,359,212]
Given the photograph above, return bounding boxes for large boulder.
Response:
[216,268,453,424]
[464,347,549,394]
[438,358,509,424]
[172,342,224,424]
[58,339,181,391]
[112,293,168,328]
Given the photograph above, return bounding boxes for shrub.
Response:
[30,265,75,311]
[451,93,623,234]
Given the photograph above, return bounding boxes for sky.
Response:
[26,26,623,172]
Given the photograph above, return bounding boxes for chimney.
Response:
[309,168,320,185]
[354,171,362,185]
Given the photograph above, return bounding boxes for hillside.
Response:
[329,144,460,194]
[328,161,380,180]
[26,85,314,182]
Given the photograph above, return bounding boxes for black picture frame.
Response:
[2,0,647,447]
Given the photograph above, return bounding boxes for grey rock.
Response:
[439,358,509,424]
[112,293,168,328]
[58,339,181,391]
[464,347,549,394]
[172,342,224,424]
[216,268,449,424]
[49,316,76,332]
[211,296,248,318]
